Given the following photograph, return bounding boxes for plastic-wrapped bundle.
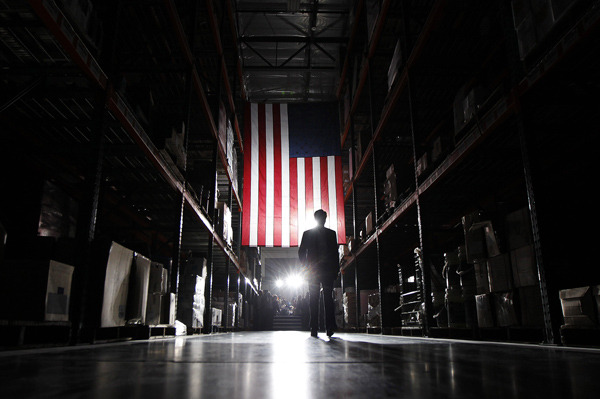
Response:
[343,291,357,327]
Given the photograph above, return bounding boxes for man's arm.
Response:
[298,231,308,265]
[328,230,340,275]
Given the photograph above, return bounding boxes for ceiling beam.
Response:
[240,35,347,44]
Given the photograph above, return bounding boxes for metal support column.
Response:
[517,117,555,344]
[406,72,433,335]
[350,116,361,330]
[72,0,121,343]
[72,90,108,343]
[202,145,218,334]
[223,184,233,330]
[401,2,432,335]
[366,58,383,332]
[235,194,243,329]
[236,268,242,329]
[497,0,555,344]
[171,2,197,318]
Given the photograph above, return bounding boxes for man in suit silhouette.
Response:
[298,209,339,337]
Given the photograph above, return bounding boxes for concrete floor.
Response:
[1,331,599,398]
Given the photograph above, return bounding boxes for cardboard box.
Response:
[343,291,357,326]
[474,260,490,295]
[148,262,165,295]
[161,293,176,326]
[488,254,513,293]
[212,307,222,326]
[126,253,151,324]
[178,274,206,330]
[453,85,488,133]
[45,260,75,321]
[215,202,233,247]
[559,286,597,326]
[506,207,533,250]
[510,245,537,287]
[0,259,74,321]
[493,291,519,327]
[360,289,378,316]
[518,286,544,327]
[0,259,75,322]
[213,301,236,327]
[101,242,134,328]
[465,221,500,263]
[416,153,428,177]
[145,294,162,326]
[218,100,227,153]
[339,243,350,260]
[476,293,495,328]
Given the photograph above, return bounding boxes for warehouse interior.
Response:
[1,0,600,397]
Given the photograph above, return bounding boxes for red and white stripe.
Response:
[242,103,346,247]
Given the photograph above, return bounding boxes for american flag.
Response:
[242,102,346,247]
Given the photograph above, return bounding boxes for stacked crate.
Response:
[213,291,243,328]
[146,261,168,325]
[177,257,207,331]
[333,288,344,328]
[343,289,357,327]
[559,286,600,345]
[511,0,573,60]
[467,208,544,330]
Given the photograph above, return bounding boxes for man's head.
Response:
[314,209,327,227]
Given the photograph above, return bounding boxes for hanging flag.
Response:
[242,102,346,247]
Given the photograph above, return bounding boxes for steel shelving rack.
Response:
[336,0,600,343]
[1,0,257,341]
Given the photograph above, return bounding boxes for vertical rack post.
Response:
[72,0,122,343]
[171,0,197,322]
[366,55,383,332]
[223,183,232,330]
[497,0,555,344]
[350,114,361,330]
[203,145,218,333]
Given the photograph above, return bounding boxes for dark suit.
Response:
[298,226,339,333]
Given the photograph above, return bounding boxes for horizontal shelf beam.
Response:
[163,0,242,210]
[341,94,514,270]
[28,0,248,280]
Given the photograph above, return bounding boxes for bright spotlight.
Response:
[286,274,304,289]
[275,279,284,288]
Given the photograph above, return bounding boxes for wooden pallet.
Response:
[93,324,175,343]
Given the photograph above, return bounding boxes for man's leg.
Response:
[321,282,336,336]
[308,281,320,336]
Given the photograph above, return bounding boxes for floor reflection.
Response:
[269,332,311,399]
[1,332,599,398]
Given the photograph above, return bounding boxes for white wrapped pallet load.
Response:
[101,242,134,328]
[45,260,75,321]
[126,253,151,324]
